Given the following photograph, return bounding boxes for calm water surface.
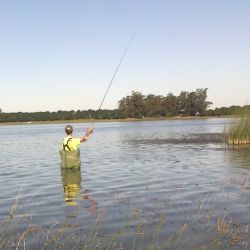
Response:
[0,119,249,249]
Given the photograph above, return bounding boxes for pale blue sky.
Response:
[0,0,249,112]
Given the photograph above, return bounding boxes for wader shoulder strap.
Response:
[63,138,72,150]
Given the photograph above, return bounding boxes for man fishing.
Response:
[59,35,133,168]
[59,125,93,168]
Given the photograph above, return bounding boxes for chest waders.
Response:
[59,138,81,169]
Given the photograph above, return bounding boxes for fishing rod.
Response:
[91,33,135,126]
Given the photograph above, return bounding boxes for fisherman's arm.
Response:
[80,127,93,143]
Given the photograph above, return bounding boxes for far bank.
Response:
[0,116,231,126]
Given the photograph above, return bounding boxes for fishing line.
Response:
[92,33,135,126]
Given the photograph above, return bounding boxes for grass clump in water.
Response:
[225,111,250,145]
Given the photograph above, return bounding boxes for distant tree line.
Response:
[0,88,249,123]
[0,109,124,123]
[204,105,250,116]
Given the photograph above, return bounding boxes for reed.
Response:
[224,111,250,145]
[1,209,248,250]
[1,185,249,249]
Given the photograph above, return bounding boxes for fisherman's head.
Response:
[65,125,73,135]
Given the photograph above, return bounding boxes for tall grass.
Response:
[1,201,249,249]
[1,180,249,249]
[225,111,250,145]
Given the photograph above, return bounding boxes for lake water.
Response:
[0,119,249,249]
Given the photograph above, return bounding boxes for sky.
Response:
[0,0,250,112]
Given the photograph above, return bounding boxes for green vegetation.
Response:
[205,105,250,117]
[224,111,250,145]
[1,183,249,249]
[119,88,211,118]
[0,88,212,123]
[1,88,250,123]
[0,109,125,123]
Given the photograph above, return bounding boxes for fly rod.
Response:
[91,33,135,126]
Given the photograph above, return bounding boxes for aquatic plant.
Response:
[1,181,249,250]
[224,111,250,145]
[1,205,248,250]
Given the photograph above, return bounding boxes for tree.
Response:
[161,93,178,116]
[144,94,162,117]
[118,97,129,117]
[118,91,145,118]
[186,91,198,115]
[177,88,212,116]
[177,91,188,115]
[195,88,212,115]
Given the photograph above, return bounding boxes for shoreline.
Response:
[0,116,231,126]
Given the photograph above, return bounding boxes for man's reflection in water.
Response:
[60,167,97,212]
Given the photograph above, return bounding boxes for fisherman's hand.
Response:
[87,127,93,134]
